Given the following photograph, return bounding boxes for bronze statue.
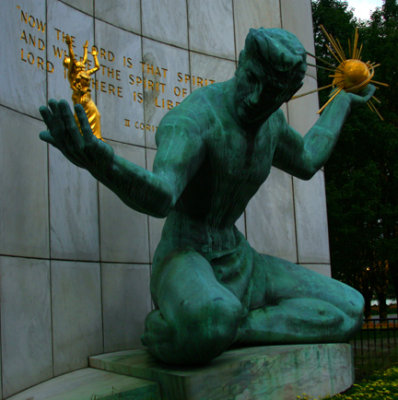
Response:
[63,35,103,141]
[40,28,374,365]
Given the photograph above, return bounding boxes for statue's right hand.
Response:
[39,99,114,173]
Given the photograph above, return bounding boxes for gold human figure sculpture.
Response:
[63,35,104,140]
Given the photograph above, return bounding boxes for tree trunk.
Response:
[377,292,388,319]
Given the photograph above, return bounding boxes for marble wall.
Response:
[0,0,329,397]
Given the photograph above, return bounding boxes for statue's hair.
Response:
[237,28,307,89]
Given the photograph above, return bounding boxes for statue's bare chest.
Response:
[204,121,277,187]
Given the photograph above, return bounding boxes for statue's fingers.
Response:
[39,106,53,128]
[57,100,86,156]
[48,99,62,120]
[75,104,95,142]
[39,130,59,148]
[58,100,83,140]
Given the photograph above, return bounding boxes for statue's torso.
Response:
[156,83,283,255]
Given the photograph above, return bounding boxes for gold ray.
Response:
[306,52,344,72]
[317,87,343,114]
[307,62,337,72]
[352,28,359,59]
[320,25,346,62]
[370,80,389,87]
[336,38,347,59]
[368,100,384,120]
[291,83,334,99]
[348,38,352,60]
[326,44,344,64]
[357,43,363,60]
[372,95,381,104]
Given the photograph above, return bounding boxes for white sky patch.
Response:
[345,0,383,20]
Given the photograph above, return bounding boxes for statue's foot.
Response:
[141,310,179,364]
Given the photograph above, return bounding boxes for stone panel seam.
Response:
[45,0,55,377]
[49,260,55,377]
[0,254,154,266]
[58,0,93,17]
[0,260,3,399]
[93,0,105,355]
[279,0,283,29]
[0,103,43,122]
[283,75,299,264]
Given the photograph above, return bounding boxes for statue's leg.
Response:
[238,253,364,344]
[142,249,243,365]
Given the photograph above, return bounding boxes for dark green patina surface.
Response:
[40,28,375,366]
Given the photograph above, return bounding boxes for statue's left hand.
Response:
[39,99,114,173]
[345,84,376,106]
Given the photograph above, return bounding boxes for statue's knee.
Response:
[345,286,365,319]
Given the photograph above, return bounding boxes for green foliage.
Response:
[312,0,398,312]
[295,365,398,399]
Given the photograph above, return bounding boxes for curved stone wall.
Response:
[0,0,329,397]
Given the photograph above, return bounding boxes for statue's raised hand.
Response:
[39,99,114,174]
[344,84,376,106]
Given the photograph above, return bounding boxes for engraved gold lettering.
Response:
[129,75,166,93]
[20,8,46,32]
[20,48,27,62]
[100,81,106,93]
[20,9,28,24]
[28,33,35,47]
[37,56,44,70]
[38,38,45,51]
[47,61,54,73]
[117,86,123,98]
[20,31,45,51]
[54,28,73,44]
[99,48,115,62]
[133,91,143,103]
[173,86,188,97]
[20,48,54,72]
[123,56,133,69]
[125,119,130,127]
[107,67,115,79]
[132,120,158,132]
[108,83,115,95]
[20,30,27,44]
[52,45,66,59]
[177,72,183,82]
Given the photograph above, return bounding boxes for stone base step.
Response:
[7,367,160,400]
[90,343,354,400]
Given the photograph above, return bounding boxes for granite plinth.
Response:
[7,368,160,400]
[90,343,354,400]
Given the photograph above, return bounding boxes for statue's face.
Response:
[75,62,85,72]
[234,59,303,123]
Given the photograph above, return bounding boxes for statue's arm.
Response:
[39,100,204,217]
[87,46,100,75]
[272,85,375,180]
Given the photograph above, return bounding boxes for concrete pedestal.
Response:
[90,343,354,400]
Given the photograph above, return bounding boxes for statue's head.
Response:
[235,28,307,122]
[75,61,85,72]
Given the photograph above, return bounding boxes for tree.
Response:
[311,0,398,318]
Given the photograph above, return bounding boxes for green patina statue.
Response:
[40,28,374,366]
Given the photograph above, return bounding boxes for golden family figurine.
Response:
[63,35,104,141]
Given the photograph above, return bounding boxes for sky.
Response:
[345,0,384,20]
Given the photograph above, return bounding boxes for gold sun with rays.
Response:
[294,25,388,120]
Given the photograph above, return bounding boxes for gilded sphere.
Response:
[333,59,373,93]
